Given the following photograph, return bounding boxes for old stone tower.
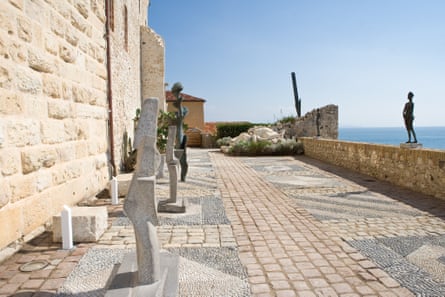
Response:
[0,0,165,253]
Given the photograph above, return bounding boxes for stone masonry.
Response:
[294,105,338,139]
[0,0,165,253]
[301,137,445,200]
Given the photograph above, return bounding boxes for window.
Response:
[109,0,115,31]
[124,5,128,51]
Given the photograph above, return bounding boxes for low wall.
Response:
[300,137,445,200]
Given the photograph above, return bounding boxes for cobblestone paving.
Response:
[242,155,445,296]
[1,150,444,297]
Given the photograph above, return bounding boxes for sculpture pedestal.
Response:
[400,143,423,149]
[105,251,179,297]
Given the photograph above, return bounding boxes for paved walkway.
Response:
[0,149,444,296]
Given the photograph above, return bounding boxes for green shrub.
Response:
[276,115,296,125]
[216,122,254,139]
[228,139,304,156]
[216,136,232,147]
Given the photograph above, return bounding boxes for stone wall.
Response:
[108,0,149,173]
[0,0,156,252]
[300,138,445,200]
[141,26,166,111]
[294,105,338,139]
[273,105,338,139]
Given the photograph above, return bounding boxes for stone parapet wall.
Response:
[300,137,445,200]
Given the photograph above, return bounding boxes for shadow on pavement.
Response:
[295,155,445,219]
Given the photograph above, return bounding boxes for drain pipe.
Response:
[105,0,116,177]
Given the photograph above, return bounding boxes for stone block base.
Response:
[400,143,423,149]
[52,206,108,243]
[105,251,179,297]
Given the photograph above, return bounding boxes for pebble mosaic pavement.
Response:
[0,149,444,296]
[241,155,445,296]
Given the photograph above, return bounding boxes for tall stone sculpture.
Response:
[107,98,178,297]
[123,98,161,284]
[171,82,189,181]
[157,125,185,213]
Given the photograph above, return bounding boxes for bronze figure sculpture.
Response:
[403,91,418,143]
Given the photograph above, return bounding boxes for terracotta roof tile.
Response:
[165,91,206,102]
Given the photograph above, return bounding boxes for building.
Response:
[0,0,165,253]
[166,91,206,131]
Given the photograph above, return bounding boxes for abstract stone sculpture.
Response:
[123,98,161,284]
[157,125,186,213]
[107,98,178,297]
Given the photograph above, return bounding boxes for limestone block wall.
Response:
[108,0,149,173]
[300,138,445,200]
[0,0,110,251]
[294,105,338,139]
[141,26,165,111]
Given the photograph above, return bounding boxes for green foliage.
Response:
[228,139,304,156]
[216,122,255,139]
[121,131,137,173]
[216,136,232,148]
[276,115,296,125]
[157,110,176,153]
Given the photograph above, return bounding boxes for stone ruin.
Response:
[274,104,338,139]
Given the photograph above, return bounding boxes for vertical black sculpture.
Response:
[171,82,188,181]
[316,108,321,137]
[291,72,302,117]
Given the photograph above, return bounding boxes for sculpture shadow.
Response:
[294,155,445,220]
[10,289,105,297]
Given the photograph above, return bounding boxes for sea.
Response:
[338,127,445,151]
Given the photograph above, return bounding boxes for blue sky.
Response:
[149,0,445,127]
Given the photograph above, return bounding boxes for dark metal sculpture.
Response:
[291,72,302,117]
[171,82,189,181]
[403,92,418,143]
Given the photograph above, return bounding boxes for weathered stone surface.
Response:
[28,49,55,73]
[52,162,83,185]
[48,100,71,119]
[60,43,77,63]
[45,32,59,56]
[0,178,11,207]
[43,74,62,98]
[17,16,32,42]
[0,148,21,176]
[74,0,89,19]
[21,146,57,174]
[16,67,42,94]
[8,0,23,10]
[51,12,66,37]
[52,206,108,242]
[7,119,40,146]
[65,26,80,46]
[40,119,65,144]
[9,173,37,202]
[0,65,13,89]
[0,0,155,254]
[124,98,161,285]
[0,90,24,115]
[8,39,27,63]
